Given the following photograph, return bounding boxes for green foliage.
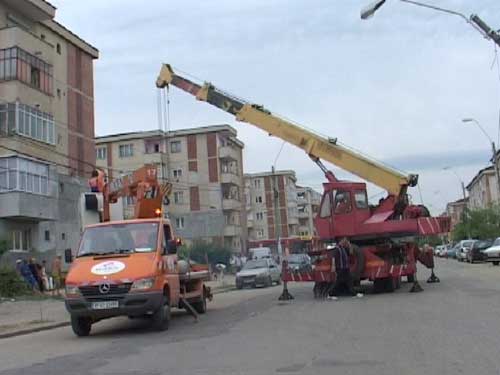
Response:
[452,205,500,241]
[416,235,444,247]
[0,267,30,298]
[179,241,232,266]
[0,238,9,258]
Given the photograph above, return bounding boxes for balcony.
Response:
[298,210,309,219]
[224,224,241,237]
[221,172,240,186]
[0,191,57,221]
[0,27,54,58]
[219,146,239,160]
[223,198,241,211]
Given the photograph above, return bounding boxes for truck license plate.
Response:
[91,301,119,310]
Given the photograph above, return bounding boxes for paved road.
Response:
[1,259,500,375]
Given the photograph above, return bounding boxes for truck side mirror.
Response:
[166,239,178,255]
[64,248,73,263]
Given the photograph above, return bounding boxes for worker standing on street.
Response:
[330,238,358,299]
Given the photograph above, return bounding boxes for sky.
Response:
[51,0,500,214]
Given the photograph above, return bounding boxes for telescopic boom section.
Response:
[156,64,417,197]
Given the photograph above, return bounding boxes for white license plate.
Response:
[91,301,119,310]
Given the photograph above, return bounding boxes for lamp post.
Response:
[360,0,500,48]
[462,118,500,202]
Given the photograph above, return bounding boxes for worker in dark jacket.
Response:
[331,238,356,297]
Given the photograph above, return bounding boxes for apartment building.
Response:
[0,0,98,257]
[446,197,468,233]
[296,185,321,236]
[245,170,299,241]
[466,165,499,210]
[95,125,247,254]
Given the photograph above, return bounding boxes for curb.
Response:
[0,321,70,340]
[1,287,237,339]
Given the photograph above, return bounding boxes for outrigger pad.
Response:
[409,281,424,293]
[427,270,440,283]
[278,284,294,301]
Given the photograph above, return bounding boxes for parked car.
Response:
[235,258,281,289]
[456,240,477,262]
[439,244,451,257]
[435,245,449,257]
[467,239,493,263]
[447,243,460,259]
[285,253,312,272]
[248,247,272,260]
[483,237,500,266]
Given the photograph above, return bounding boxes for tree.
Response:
[179,240,232,266]
[452,204,500,241]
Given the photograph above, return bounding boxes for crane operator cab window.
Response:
[334,191,351,214]
[319,192,332,218]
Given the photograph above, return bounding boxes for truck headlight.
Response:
[131,278,155,291]
[65,285,80,296]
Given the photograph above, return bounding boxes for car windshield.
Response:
[286,254,304,264]
[78,223,159,257]
[475,240,493,250]
[242,260,268,270]
[493,238,500,246]
[462,241,475,249]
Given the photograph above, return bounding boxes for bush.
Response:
[0,238,9,259]
[0,267,30,298]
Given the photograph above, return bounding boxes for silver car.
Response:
[235,259,281,289]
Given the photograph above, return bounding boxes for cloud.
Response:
[50,0,500,215]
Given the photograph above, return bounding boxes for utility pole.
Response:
[271,166,281,252]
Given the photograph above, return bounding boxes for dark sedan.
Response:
[467,239,493,263]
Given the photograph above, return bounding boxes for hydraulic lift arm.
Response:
[156,64,417,199]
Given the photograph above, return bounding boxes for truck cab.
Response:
[64,217,208,336]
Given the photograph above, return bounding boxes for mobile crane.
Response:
[156,64,450,297]
[64,165,211,336]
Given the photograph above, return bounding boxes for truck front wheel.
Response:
[71,316,92,337]
[152,295,171,331]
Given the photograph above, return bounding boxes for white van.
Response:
[248,247,272,260]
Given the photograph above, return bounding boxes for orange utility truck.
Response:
[64,165,211,336]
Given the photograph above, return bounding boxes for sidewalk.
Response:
[0,275,236,339]
[0,296,68,338]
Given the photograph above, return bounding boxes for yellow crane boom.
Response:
[156,64,417,198]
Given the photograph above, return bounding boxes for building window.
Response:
[56,43,61,54]
[0,47,53,95]
[255,196,263,203]
[0,102,55,144]
[12,229,31,251]
[257,229,264,238]
[254,179,261,188]
[61,233,66,240]
[145,140,161,154]
[124,196,136,206]
[170,141,181,153]
[173,191,184,204]
[44,230,50,241]
[172,169,183,178]
[96,147,107,160]
[175,217,185,229]
[0,156,49,195]
[256,212,264,220]
[119,144,134,158]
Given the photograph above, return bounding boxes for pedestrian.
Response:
[41,260,49,292]
[329,238,362,299]
[20,259,38,292]
[51,255,62,296]
[29,258,43,292]
[15,259,22,275]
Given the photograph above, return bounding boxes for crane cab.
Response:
[314,181,371,240]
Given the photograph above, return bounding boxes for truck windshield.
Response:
[78,223,159,257]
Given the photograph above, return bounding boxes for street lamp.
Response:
[360,0,500,47]
[462,118,500,202]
